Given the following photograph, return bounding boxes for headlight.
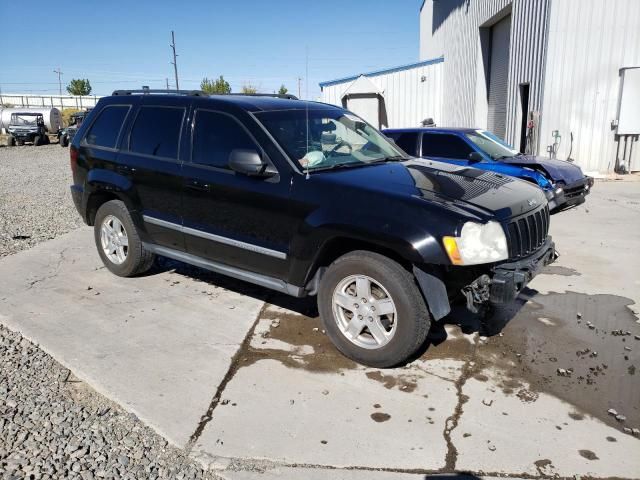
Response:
[443,221,508,265]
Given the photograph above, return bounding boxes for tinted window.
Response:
[129,106,184,159]
[421,133,474,158]
[387,132,418,155]
[84,106,129,148]
[192,110,258,169]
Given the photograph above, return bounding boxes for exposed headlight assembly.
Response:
[443,221,508,265]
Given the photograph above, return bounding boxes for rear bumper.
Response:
[70,185,87,223]
[547,177,594,211]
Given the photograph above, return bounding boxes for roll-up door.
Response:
[487,14,511,139]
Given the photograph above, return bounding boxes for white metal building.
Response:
[320,0,640,175]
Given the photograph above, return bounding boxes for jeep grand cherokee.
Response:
[69,90,556,367]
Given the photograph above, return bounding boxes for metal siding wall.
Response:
[420,0,549,148]
[541,0,640,173]
[320,62,444,129]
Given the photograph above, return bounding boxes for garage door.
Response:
[487,14,511,139]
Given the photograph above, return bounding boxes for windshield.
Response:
[10,114,40,126]
[465,130,519,160]
[254,109,405,171]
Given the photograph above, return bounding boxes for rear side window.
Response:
[421,133,474,158]
[84,105,129,149]
[129,106,185,160]
[192,110,259,169]
[388,132,418,155]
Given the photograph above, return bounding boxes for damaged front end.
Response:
[462,238,557,313]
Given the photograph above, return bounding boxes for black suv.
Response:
[70,90,556,367]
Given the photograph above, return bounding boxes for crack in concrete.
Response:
[442,333,478,471]
[219,455,604,480]
[185,300,270,454]
[26,247,69,290]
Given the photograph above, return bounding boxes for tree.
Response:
[66,79,92,96]
[241,84,258,94]
[278,84,288,95]
[200,76,231,94]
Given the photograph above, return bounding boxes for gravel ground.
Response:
[0,325,221,480]
[0,144,84,258]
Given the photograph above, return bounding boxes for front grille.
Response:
[505,205,550,259]
[563,183,587,199]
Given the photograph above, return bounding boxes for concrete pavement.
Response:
[1,181,639,478]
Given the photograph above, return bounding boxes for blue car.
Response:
[383,127,594,212]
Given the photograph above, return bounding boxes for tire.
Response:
[317,250,431,368]
[93,200,155,277]
[60,135,69,147]
[43,135,50,145]
[8,136,15,147]
[33,135,42,146]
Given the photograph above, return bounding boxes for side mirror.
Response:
[228,149,276,177]
[468,152,484,163]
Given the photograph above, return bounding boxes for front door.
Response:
[181,108,295,280]
[420,132,476,166]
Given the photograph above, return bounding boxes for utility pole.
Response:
[166,78,170,89]
[170,31,180,91]
[53,68,63,96]
[297,77,302,99]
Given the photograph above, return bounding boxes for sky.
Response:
[0,0,422,100]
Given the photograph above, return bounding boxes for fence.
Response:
[0,94,102,110]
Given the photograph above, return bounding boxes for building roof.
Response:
[319,56,444,89]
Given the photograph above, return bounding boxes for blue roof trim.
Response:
[318,56,445,89]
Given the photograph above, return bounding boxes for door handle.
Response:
[116,165,136,174]
[186,179,209,191]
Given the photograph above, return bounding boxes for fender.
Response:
[83,169,139,224]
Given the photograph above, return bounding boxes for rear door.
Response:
[420,132,476,166]
[385,131,420,156]
[181,107,295,280]
[116,97,189,251]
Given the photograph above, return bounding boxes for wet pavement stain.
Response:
[472,291,640,429]
[541,265,581,277]
[365,371,418,393]
[568,412,585,420]
[579,449,599,460]
[370,412,391,423]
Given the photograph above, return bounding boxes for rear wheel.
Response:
[317,250,431,368]
[33,135,42,146]
[94,200,155,277]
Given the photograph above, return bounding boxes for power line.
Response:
[170,31,179,91]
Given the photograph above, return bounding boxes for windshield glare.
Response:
[255,109,404,171]
[465,130,519,160]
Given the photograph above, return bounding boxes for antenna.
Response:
[305,46,310,180]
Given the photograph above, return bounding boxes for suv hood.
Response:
[500,155,586,184]
[318,158,547,221]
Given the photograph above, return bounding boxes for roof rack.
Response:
[112,88,208,96]
[111,88,298,100]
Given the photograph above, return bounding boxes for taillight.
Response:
[70,146,78,176]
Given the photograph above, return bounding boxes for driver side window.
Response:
[192,110,260,169]
[421,133,474,159]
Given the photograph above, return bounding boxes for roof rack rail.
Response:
[226,93,299,100]
[112,88,208,97]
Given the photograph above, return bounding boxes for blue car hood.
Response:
[500,155,585,184]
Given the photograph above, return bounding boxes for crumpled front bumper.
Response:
[546,177,594,211]
[461,238,557,311]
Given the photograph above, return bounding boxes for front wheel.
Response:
[93,200,155,277]
[32,135,42,146]
[317,251,431,368]
[60,135,69,147]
